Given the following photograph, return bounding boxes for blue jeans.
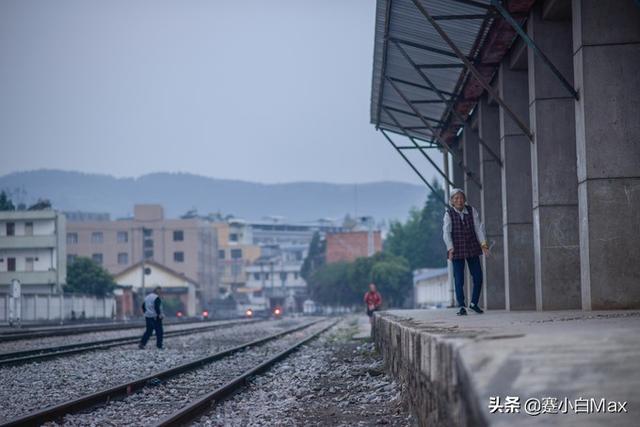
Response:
[140,317,163,348]
[452,256,483,307]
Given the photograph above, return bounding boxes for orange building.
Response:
[325,231,382,264]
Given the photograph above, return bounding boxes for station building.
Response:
[413,267,449,309]
[370,0,640,311]
[113,260,198,317]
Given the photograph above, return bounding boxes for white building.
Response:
[0,210,66,295]
[242,245,308,313]
[413,268,449,309]
[113,260,198,317]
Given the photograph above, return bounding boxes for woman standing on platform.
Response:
[442,188,490,316]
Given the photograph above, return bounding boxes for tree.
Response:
[384,180,446,270]
[307,251,414,308]
[348,252,412,308]
[301,232,325,281]
[307,262,351,306]
[65,257,116,296]
[369,258,412,307]
[0,191,15,211]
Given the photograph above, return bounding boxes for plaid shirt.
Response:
[444,205,483,259]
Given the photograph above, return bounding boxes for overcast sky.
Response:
[0,0,442,185]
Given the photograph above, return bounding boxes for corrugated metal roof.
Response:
[371,0,493,144]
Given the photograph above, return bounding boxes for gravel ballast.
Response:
[195,317,414,426]
[45,320,332,426]
[0,319,257,354]
[0,318,313,422]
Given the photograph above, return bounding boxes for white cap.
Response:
[450,188,466,200]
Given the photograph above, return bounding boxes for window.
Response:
[6,222,15,236]
[117,231,128,243]
[230,249,243,259]
[144,239,154,248]
[280,272,287,282]
[144,249,154,259]
[174,251,184,262]
[7,257,16,271]
[173,230,184,241]
[294,272,299,280]
[25,257,34,272]
[229,233,238,242]
[25,222,33,236]
[91,232,104,244]
[117,252,129,265]
[67,233,78,244]
[218,250,225,259]
[253,273,260,280]
[92,253,103,265]
[143,228,153,237]
[67,254,77,265]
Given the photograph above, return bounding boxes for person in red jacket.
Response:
[364,283,382,324]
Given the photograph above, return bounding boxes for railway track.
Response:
[156,319,337,426]
[0,317,334,427]
[0,319,257,366]
[0,319,215,343]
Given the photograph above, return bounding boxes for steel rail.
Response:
[154,319,338,427]
[0,319,259,366]
[0,319,215,343]
[0,318,325,427]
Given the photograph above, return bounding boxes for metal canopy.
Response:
[370,0,580,191]
[371,0,575,146]
[371,0,493,145]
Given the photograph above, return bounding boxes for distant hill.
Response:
[0,170,428,223]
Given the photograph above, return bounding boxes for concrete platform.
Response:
[373,309,640,426]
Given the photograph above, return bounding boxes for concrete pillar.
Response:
[462,126,482,302]
[478,96,505,310]
[498,59,536,310]
[528,3,581,310]
[572,0,640,309]
[462,127,481,210]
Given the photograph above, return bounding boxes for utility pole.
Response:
[360,216,375,257]
[141,227,146,298]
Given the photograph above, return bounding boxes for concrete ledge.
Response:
[374,309,640,426]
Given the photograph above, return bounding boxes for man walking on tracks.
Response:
[443,188,490,316]
[139,286,164,349]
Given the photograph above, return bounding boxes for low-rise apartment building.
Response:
[66,204,218,306]
[0,210,66,295]
[213,220,261,294]
[243,244,309,313]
